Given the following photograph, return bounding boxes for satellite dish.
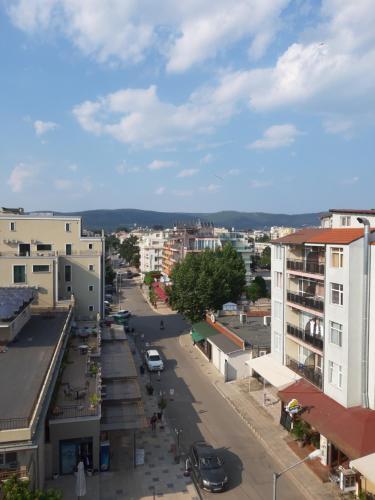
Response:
[210,314,216,323]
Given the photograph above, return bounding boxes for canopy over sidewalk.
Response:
[350,453,375,483]
[246,354,300,389]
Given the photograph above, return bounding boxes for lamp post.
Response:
[273,449,321,500]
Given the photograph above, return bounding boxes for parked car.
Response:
[104,301,112,308]
[105,294,113,303]
[145,349,164,372]
[187,442,227,493]
[116,309,131,318]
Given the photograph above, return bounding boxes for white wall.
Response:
[368,245,375,410]
[330,213,375,228]
[227,351,251,381]
[271,244,285,364]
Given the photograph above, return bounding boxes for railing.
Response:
[287,259,325,275]
[0,250,56,257]
[286,323,323,350]
[287,291,324,312]
[49,404,100,420]
[285,355,323,389]
[0,465,29,481]
[0,417,30,431]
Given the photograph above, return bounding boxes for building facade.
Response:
[0,208,105,319]
[139,231,167,275]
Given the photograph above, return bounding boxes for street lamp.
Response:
[273,449,321,500]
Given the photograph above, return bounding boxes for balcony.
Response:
[286,323,323,350]
[285,355,322,389]
[287,259,325,275]
[0,464,29,481]
[287,290,324,312]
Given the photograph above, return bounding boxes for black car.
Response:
[187,442,228,492]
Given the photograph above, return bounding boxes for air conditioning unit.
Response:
[263,316,271,327]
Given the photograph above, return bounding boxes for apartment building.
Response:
[139,231,167,276]
[215,230,254,283]
[270,226,296,240]
[249,209,375,493]
[0,208,105,319]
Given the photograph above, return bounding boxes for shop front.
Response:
[60,437,93,474]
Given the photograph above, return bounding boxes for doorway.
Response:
[19,243,30,256]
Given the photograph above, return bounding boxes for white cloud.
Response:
[341,176,359,185]
[148,159,177,170]
[323,117,353,135]
[116,162,141,174]
[54,179,73,190]
[155,186,166,195]
[227,168,240,176]
[249,124,301,150]
[200,183,219,192]
[7,163,37,192]
[33,120,58,136]
[177,168,199,178]
[8,0,289,71]
[200,153,213,164]
[249,179,272,188]
[67,163,78,172]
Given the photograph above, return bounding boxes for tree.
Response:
[105,258,115,284]
[245,276,268,302]
[169,243,246,322]
[2,476,62,500]
[260,246,271,268]
[116,226,130,233]
[105,234,120,254]
[119,235,140,267]
[144,271,161,286]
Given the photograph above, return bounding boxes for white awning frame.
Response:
[246,354,301,389]
[350,453,375,483]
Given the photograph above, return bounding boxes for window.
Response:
[274,271,283,288]
[331,283,343,305]
[328,360,343,389]
[67,286,72,293]
[66,244,72,255]
[273,300,283,320]
[274,331,281,352]
[89,264,94,271]
[10,222,16,231]
[13,265,26,283]
[0,451,17,466]
[36,244,52,251]
[89,285,94,292]
[88,243,93,250]
[88,305,94,312]
[64,265,72,282]
[33,265,50,273]
[331,247,343,268]
[65,223,71,232]
[340,216,351,227]
[330,321,343,346]
[275,246,282,259]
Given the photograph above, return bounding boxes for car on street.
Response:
[187,442,228,493]
[117,309,131,318]
[145,349,164,372]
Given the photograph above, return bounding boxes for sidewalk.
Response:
[179,333,340,500]
[137,278,174,316]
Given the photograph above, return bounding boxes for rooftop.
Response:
[273,227,374,245]
[217,315,271,349]
[0,287,35,323]
[101,340,137,379]
[329,208,375,215]
[0,311,69,427]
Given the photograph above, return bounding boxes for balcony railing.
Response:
[49,404,100,420]
[287,290,324,312]
[286,323,323,350]
[287,259,325,275]
[0,465,29,481]
[285,355,323,389]
[0,417,30,431]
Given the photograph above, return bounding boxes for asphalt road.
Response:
[120,277,303,500]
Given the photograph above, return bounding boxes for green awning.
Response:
[191,321,218,343]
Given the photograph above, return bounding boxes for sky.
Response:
[1,0,375,214]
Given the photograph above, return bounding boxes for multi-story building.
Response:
[249,209,375,492]
[0,208,105,319]
[215,230,254,283]
[139,231,168,276]
[162,225,221,277]
[270,226,296,240]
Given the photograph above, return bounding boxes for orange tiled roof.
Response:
[273,227,372,245]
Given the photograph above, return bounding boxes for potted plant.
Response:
[89,363,98,377]
[291,420,309,447]
[89,393,100,409]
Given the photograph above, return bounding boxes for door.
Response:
[60,441,77,474]
[19,243,30,256]
[66,244,72,255]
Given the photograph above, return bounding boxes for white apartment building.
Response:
[248,209,375,491]
[0,208,105,319]
[139,231,167,275]
[216,229,254,283]
[270,226,296,240]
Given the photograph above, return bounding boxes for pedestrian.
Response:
[150,413,157,433]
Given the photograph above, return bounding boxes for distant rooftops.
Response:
[0,287,35,322]
[0,207,24,215]
[273,227,374,245]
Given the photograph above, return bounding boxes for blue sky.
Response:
[1,0,375,214]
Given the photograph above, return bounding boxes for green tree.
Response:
[105,258,115,284]
[245,276,268,302]
[105,234,120,254]
[119,235,140,267]
[144,271,161,286]
[260,246,271,268]
[2,476,62,500]
[116,226,130,233]
[169,243,246,322]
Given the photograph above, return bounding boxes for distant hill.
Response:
[58,208,322,232]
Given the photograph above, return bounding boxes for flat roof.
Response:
[0,311,69,424]
[208,334,242,354]
[217,316,271,348]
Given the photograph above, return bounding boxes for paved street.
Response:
[122,277,303,500]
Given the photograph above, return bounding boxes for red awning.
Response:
[279,379,375,459]
[152,282,168,302]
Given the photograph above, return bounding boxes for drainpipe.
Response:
[357,217,370,408]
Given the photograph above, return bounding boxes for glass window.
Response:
[273,300,283,320]
[64,265,72,282]
[331,283,343,305]
[13,265,26,283]
[36,244,52,251]
[65,222,71,232]
[275,246,282,259]
[88,305,94,312]
[340,216,351,226]
[330,321,343,346]
[274,331,281,352]
[89,264,94,271]
[66,244,72,255]
[274,271,283,288]
[67,286,72,292]
[89,243,93,250]
[89,285,94,292]
[331,247,343,268]
[33,265,50,273]
[328,360,334,383]
[328,360,343,389]
[10,222,16,231]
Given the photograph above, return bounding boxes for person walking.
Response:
[150,413,157,433]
